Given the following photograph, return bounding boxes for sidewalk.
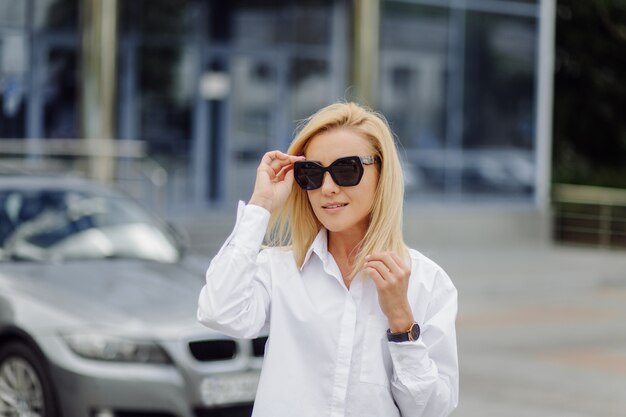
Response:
[177,206,626,417]
[402,207,626,416]
[430,241,626,417]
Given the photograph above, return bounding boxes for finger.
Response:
[261,151,289,165]
[282,168,295,188]
[259,152,285,179]
[268,152,298,174]
[262,151,303,162]
[367,253,402,277]
[389,252,410,274]
[287,154,306,162]
[259,152,276,176]
[364,266,387,290]
[275,153,305,169]
[365,259,394,282]
[268,153,285,173]
[261,151,278,165]
[380,252,403,276]
[275,164,294,182]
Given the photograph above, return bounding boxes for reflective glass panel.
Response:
[226,55,283,202]
[0,0,26,27]
[380,3,449,197]
[208,0,332,46]
[288,58,331,123]
[462,12,536,197]
[34,0,79,31]
[0,77,26,138]
[139,45,192,155]
[43,48,78,138]
[0,34,28,138]
[275,2,332,45]
[138,0,190,35]
[230,56,278,160]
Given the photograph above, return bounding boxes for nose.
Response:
[320,172,339,194]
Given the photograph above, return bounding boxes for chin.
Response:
[317,218,345,233]
[320,218,360,234]
[324,224,346,233]
[314,210,369,234]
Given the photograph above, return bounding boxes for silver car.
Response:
[0,176,263,417]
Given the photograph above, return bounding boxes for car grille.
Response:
[251,336,268,357]
[194,404,254,417]
[189,340,237,361]
[107,412,176,417]
[189,337,268,362]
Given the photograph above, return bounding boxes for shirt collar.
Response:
[300,228,328,271]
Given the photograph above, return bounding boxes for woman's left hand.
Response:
[364,252,415,332]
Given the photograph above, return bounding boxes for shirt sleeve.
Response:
[197,201,273,339]
[388,268,459,417]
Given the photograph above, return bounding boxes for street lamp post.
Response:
[351,0,380,108]
[80,0,118,183]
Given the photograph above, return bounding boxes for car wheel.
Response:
[0,341,58,417]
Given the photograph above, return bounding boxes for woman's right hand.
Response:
[249,151,305,213]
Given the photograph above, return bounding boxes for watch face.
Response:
[409,323,420,341]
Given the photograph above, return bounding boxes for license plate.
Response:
[200,371,260,406]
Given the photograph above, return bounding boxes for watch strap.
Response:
[386,322,420,343]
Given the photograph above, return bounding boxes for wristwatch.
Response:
[386,322,420,342]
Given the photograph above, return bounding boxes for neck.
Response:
[327,227,367,265]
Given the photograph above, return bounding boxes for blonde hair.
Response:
[268,102,406,280]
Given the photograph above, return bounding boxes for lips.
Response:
[322,203,348,209]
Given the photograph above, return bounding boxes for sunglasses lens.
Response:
[331,158,362,186]
[295,162,324,190]
[294,157,366,190]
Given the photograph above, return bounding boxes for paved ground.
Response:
[177,206,626,417]
[427,242,626,417]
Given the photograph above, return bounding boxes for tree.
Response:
[553,0,626,188]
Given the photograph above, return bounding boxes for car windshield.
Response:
[0,189,180,263]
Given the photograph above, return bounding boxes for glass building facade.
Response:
[0,0,546,211]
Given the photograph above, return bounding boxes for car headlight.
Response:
[61,333,172,364]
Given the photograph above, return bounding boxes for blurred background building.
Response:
[1,0,552,214]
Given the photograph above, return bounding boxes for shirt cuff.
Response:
[387,338,433,381]
[228,201,271,252]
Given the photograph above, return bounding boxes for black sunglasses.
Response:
[294,155,380,190]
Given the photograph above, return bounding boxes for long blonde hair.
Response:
[267,102,406,279]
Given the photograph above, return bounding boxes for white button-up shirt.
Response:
[197,203,458,417]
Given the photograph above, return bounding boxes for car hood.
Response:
[1,257,216,339]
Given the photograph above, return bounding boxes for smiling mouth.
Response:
[322,203,348,209]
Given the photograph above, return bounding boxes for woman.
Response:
[197,102,458,417]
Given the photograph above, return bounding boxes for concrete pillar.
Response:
[535,0,556,210]
[351,0,380,108]
[80,0,118,183]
